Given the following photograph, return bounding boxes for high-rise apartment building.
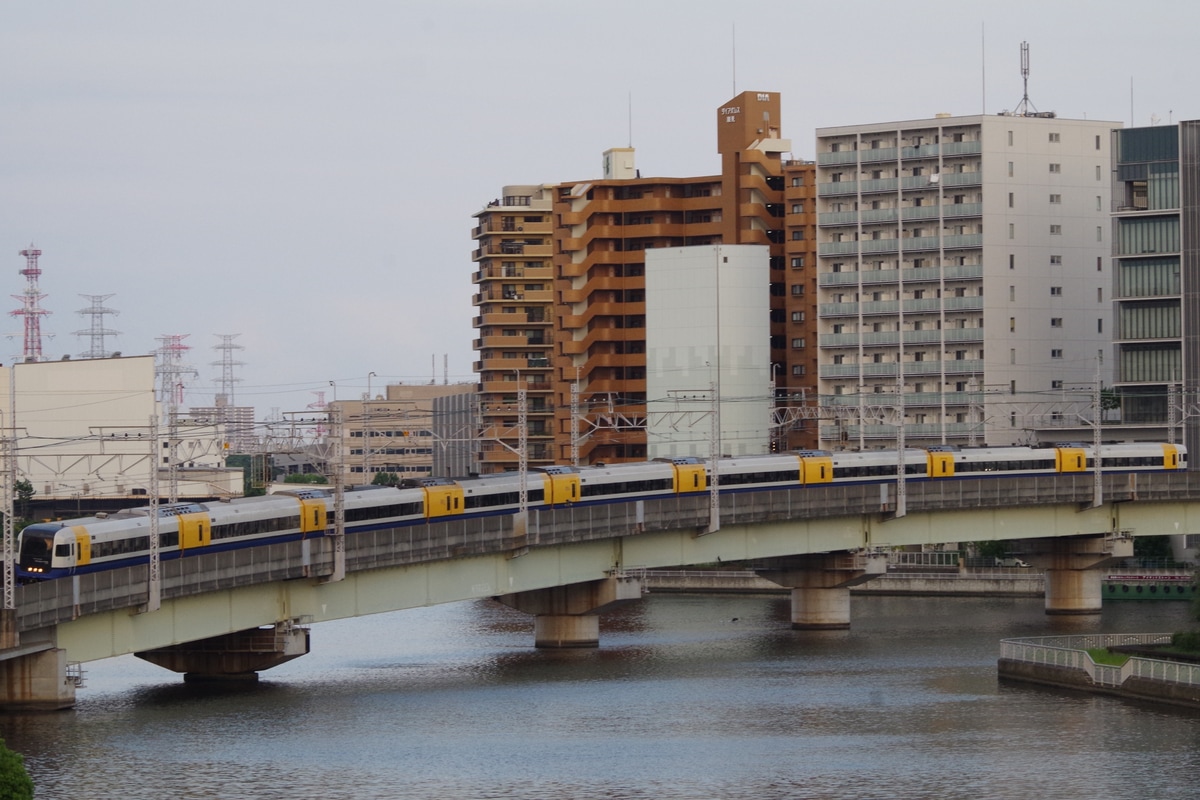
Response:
[471,186,557,473]
[472,91,816,472]
[1111,121,1200,456]
[814,113,1118,448]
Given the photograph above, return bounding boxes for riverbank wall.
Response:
[998,633,1200,711]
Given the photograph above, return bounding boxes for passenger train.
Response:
[16,442,1185,581]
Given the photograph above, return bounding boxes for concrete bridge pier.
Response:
[1031,534,1134,615]
[135,621,310,682]
[757,552,887,629]
[494,574,645,648]
[0,646,78,711]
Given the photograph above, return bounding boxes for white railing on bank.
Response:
[999,633,1200,688]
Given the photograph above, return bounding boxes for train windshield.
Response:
[18,530,55,567]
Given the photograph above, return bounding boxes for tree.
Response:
[0,737,33,800]
[371,472,399,487]
[283,473,328,485]
[12,480,33,522]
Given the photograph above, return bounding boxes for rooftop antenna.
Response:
[628,91,633,149]
[731,22,736,96]
[1013,41,1038,117]
[443,353,448,386]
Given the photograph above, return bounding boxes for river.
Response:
[3,594,1200,799]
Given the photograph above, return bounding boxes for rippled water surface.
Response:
[5,595,1200,799]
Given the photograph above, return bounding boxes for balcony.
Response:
[899,235,941,251]
[943,233,983,249]
[818,210,862,227]
[821,392,978,408]
[817,151,860,166]
[818,241,859,256]
[941,171,982,187]
[941,141,981,157]
[859,178,899,195]
[819,181,859,196]
[901,144,940,160]
[859,147,898,163]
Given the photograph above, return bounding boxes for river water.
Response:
[4,594,1200,799]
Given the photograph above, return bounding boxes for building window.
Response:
[1009,317,1015,332]
[1097,287,1103,302]
[1050,286,1063,296]
[1097,256,1103,272]
[1049,132,1061,143]
[791,311,805,322]
[1050,255,1062,265]
[1096,165,1102,180]
[792,365,806,376]
[791,230,805,240]
[1008,223,1015,239]
[1050,194,1062,204]
[791,202,804,213]
[1010,348,1016,364]
[1097,226,1103,242]
[1010,285,1016,301]
[1096,135,1102,150]
[1049,163,1061,173]
[1098,319,1104,333]
[1051,318,1063,328]
[1096,195,1103,211]
[955,350,967,361]
[1050,225,1062,235]
[1052,380,1063,389]
[1051,349,1063,358]
[1008,192,1014,208]
[791,338,806,349]
[790,284,805,296]
[1008,161,1014,177]
[1009,254,1015,270]
[791,256,805,269]
[1008,131,1014,146]
[791,176,805,187]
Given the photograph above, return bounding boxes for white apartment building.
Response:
[815,112,1119,448]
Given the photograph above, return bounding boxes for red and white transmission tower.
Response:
[11,246,51,362]
[307,390,328,437]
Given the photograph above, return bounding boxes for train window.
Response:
[55,543,72,557]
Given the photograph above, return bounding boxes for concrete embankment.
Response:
[998,634,1200,711]
[642,570,1043,597]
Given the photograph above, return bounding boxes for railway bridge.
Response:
[5,470,1200,710]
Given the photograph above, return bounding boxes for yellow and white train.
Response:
[17,442,1184,581]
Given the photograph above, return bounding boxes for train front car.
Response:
[16,522,62,580]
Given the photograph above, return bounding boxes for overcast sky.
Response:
[2,1,1197,419]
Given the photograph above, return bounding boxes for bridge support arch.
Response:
[494,574,644,648]
[757,552,887,630]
